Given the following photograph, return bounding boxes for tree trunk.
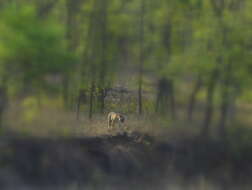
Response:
[155,78,169,114]
[76,89,87,120]
[138,78,143,115]
[201,0,225,135]
[155,78,176,119]
[0,86,7,128]
[202,66,219,137]
[89,82,95,120]
[188,75,203,121]
[65,0,82,110]
[169,81,177,120]
[209,0,231,140]
[62,76,70,109]
[66,0,81,50]
[0,79,8,128]
[138,0,145,115]
[98,88,107,114]
[100,90,105,113]
[98,0,108,113]
[36,0,59,18]
[76,98,81,120]
[219,90,229,139]
[218,63,232,139]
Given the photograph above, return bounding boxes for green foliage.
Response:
[21,96,40,123]
[0,0,251,128]
[0,3,76,89]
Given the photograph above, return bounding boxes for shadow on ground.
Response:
[0,132,251,190]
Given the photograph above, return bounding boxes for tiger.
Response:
[107,112,125,129]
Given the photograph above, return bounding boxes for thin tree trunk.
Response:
[219,90,229,139]
[208,0,230,139]
[201,0,225,136]
[65,0,83,110]
[36,0,59,18]
[78,1,95,119]
[89,82,95,120]
[76,95,81,120]
[169,81,176,120]
[98,88,106,113]
[66,0,81,50]
[0,86,7,128]
[98,0,108,113]
[76,89,87,120]
[138,0,145,115]
[0,73,9,129]
[155,89,164,114]
[138,77,143,115]
[62,77,69,109]
[202,66,219,137]
[188,75,203,121]
[218,63,232,138]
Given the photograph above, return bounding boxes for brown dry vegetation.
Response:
[4,106,199,141]
[5,98,252,139]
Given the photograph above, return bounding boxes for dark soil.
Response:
[0,132,251,190]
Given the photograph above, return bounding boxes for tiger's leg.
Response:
[108,118,111,129]
[108,116,113,129]
[111,119,114,129]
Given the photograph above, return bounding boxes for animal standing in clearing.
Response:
[107,112,125,129]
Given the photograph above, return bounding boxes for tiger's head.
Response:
[118,114,125,123]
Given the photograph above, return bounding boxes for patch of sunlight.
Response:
[41,95,64,109]
[240,90,252,103]
[197,89,207,101]
[21,96,40,123]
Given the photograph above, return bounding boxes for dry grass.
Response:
[4,98,252,140]
[3,101,202,140]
